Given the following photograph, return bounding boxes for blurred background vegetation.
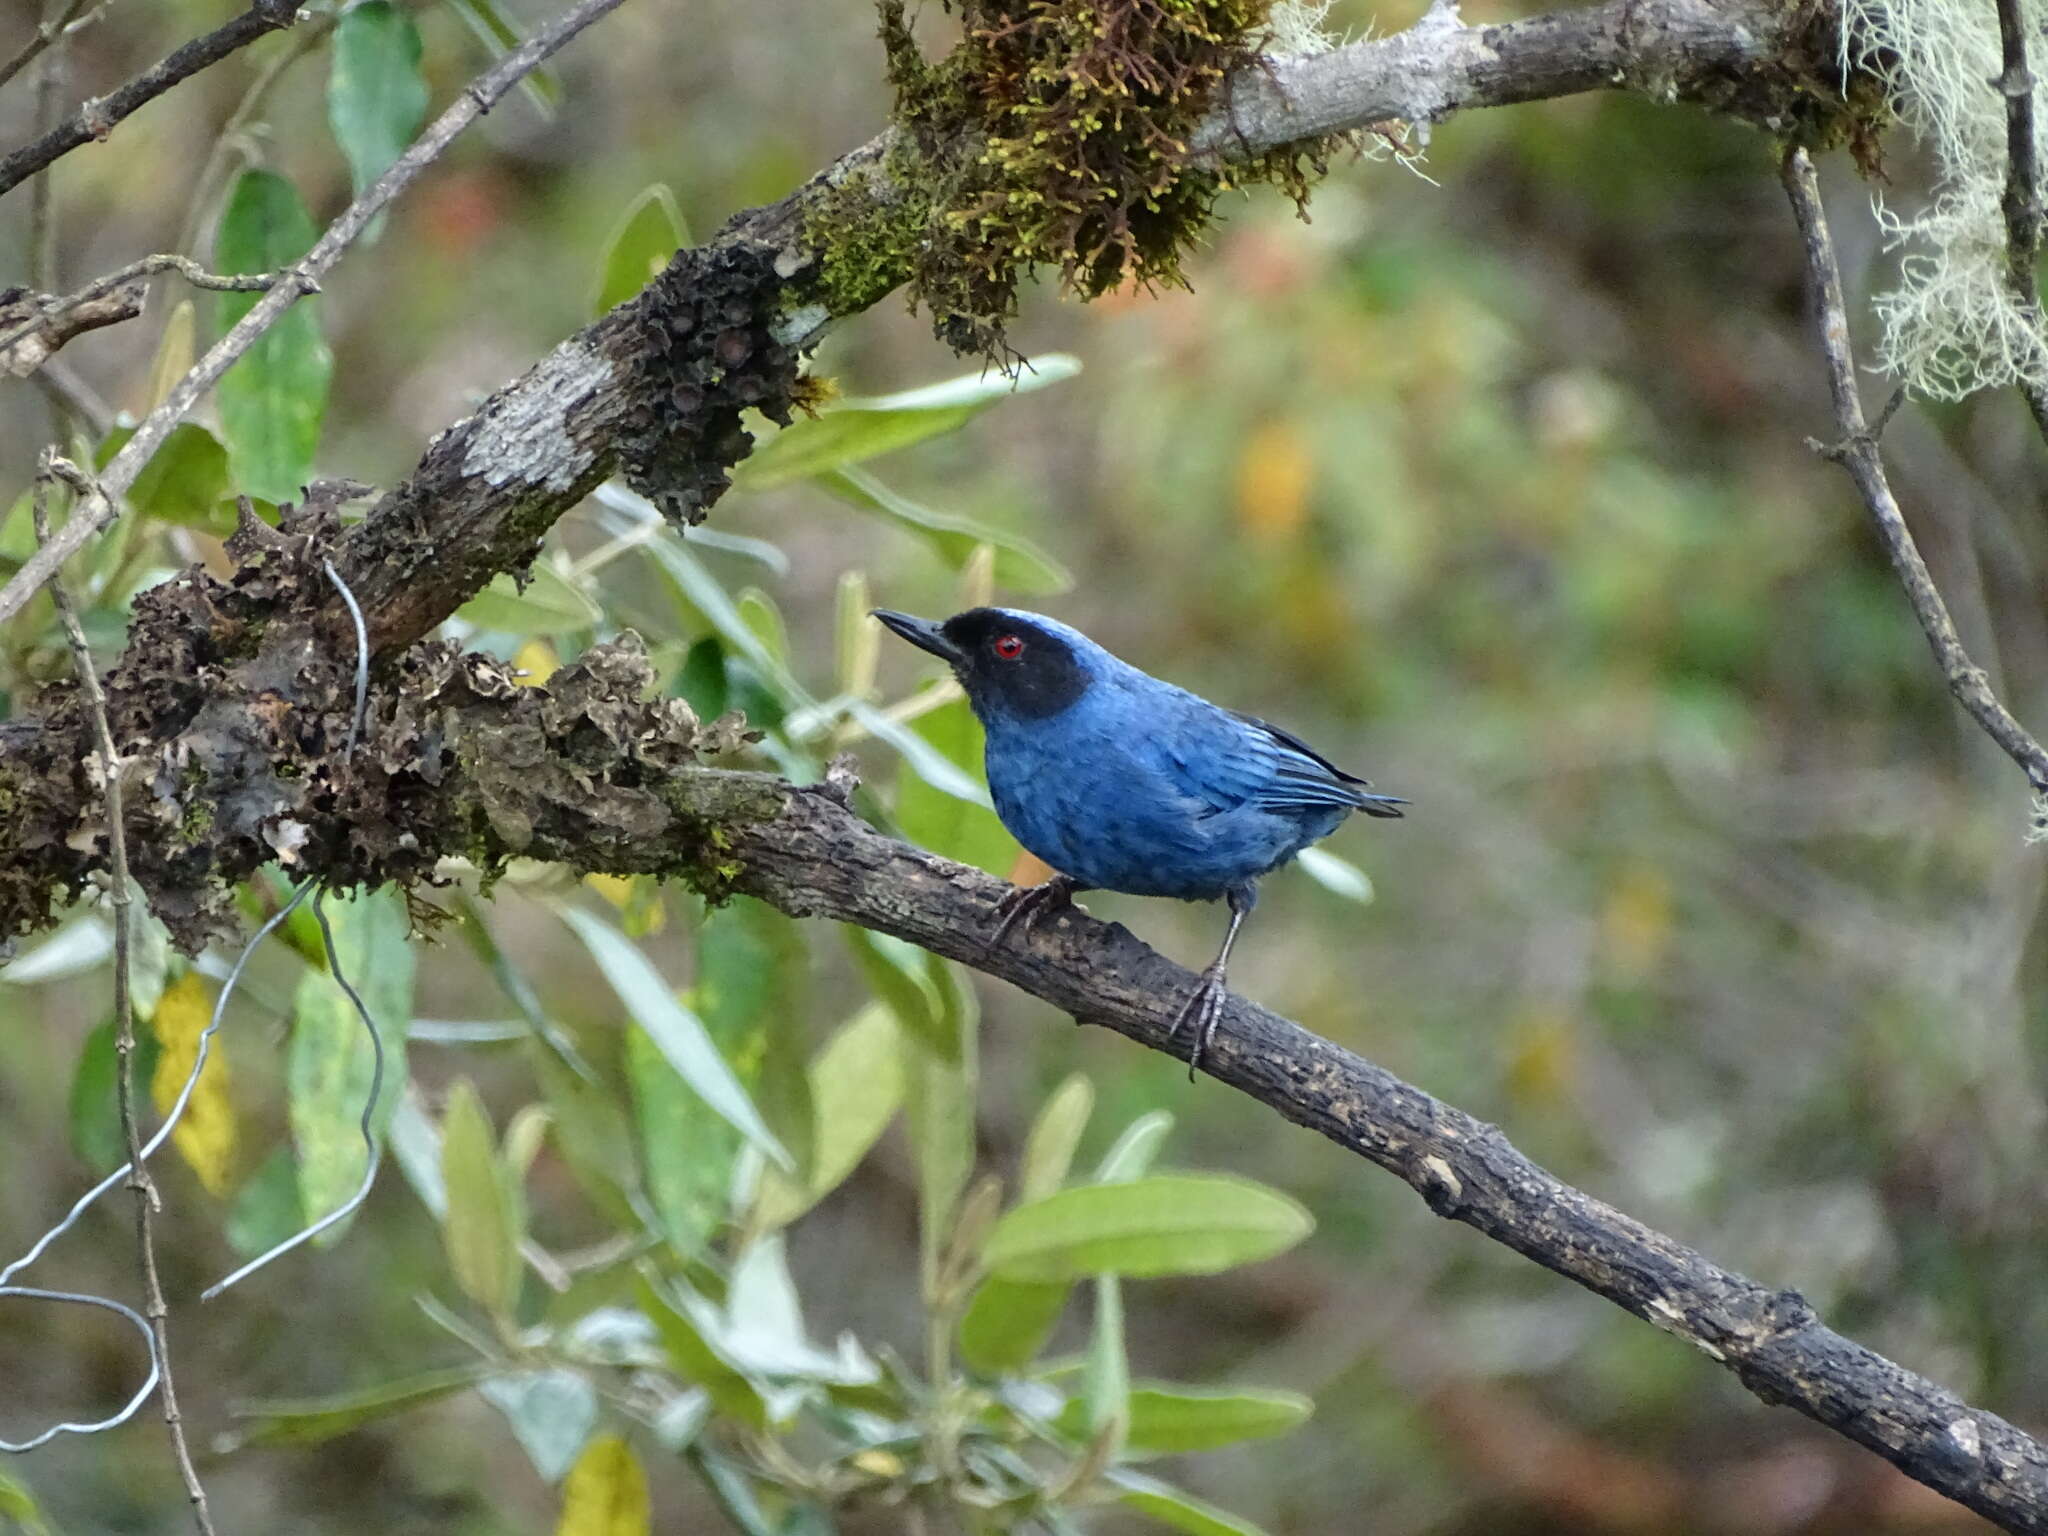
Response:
[3,0,2046,1530]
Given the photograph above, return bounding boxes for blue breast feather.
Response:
[980,669,1361,900]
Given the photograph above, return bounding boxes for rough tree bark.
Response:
[10,0,2039,1528]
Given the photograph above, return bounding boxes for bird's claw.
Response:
[986,877,1075,957]
[1167,966,1230,1081]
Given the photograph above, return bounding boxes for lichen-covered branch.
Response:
[1,537,2042,1527]
[307,0,1840,661]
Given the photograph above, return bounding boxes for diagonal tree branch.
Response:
[4,609,2044,1530]
[0,0,302,199]
[1781,145,2048,796]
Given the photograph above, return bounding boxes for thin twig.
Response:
[0,0,96,94]
[1781,145,2048,796]
[1994,0,2048,438]
[0,0,302,200]
[28,469,214,1532]
[0,254,277,361]
[0,0,633,631]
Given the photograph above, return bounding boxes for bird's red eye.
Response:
[993,633,1025,660]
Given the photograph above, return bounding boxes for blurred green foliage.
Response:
[4,0,2048,1533]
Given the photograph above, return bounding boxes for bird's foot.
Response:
[986,876,1078,957]
[1166,965,1230,1081]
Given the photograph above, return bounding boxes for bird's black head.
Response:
[872,607,1091,720]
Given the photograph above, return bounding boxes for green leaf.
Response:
[440,1079,523,1318]
[894,696,1013,875]
[627,1021,728,1256]
[982,1175,1313,1283]
[593,184,689,315]
[1107,1471,1268,1536]
[1084,1274,1128,1448]
[0,1470,52,1536]
[751,1003,902,1233]
[221,1366,487,1449]
[440,0,560,114]
[480,1369,597,1484]
[328,1,428,199]
[696,896,814,1180]
[216,170,331,504]
[821,467,1073,595]
[735,356,1082,489]
[1020,1074,1094,1204]
[457,563,603,636]
[1295,846,1375,904]
[555,1434,650,1536]
[128,423,231,531]
[561,906,792,1171]
[225,1144,307,1257]
[1057,1385,1312,1455]
[1095,1111,1172,1184]
[957,1275,1070,1374]
[288,886,412,1236]
[68,1016,161,1173]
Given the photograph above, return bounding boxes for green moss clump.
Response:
[809,0,1321,360]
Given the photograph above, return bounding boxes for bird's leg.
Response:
[987,872,1084,955]
[1168,884,1257,1080]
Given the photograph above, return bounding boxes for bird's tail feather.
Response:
[1355,789,1407,819]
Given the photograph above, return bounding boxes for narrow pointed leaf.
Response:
[1108,1471,1269,1536]
[1056,1385,1312,1455]
[221,1366,488,1449]
[560,907,791,1171]
[151,970,238,1195]
[328,1,428,197]
[1020,1073,1094,1204]
[440,1079,521,1318]
[735,355,1082,489]
[983,1175,1313,1282]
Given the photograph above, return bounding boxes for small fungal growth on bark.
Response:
[805,0,1327,360]
[615,240,807,523]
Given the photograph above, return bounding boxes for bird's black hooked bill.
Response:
[872,609,966,667]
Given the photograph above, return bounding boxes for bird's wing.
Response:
[1135,693,1393,819]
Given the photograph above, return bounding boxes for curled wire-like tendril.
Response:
[0,1288,159,1452]
[0,556,382,1449]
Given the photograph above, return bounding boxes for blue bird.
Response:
[873,607,1405,1075]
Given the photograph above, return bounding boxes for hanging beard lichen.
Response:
[801,0,1329,361]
